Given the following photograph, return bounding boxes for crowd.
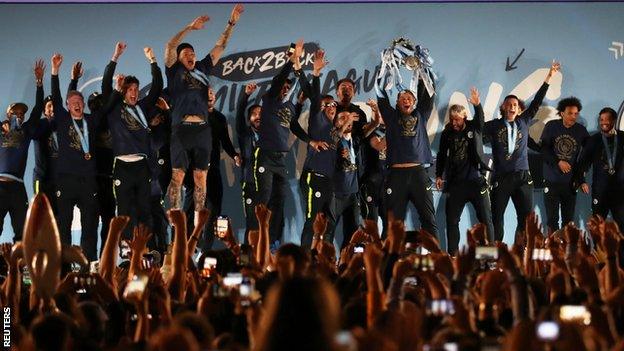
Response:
[2,3,624,350]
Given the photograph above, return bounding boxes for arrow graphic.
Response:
[609,42,624,59]
[505,48,525,71]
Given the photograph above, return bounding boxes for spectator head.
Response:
[174,311,215,349]
[254,277,340,351]
[275,244,310,279]
[30,312,75,351]
[148,325,200,351]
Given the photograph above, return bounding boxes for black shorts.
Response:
[170,121,212,171]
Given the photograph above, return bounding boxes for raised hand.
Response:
[366,98,379,115]
[115,74,125,91]
[290,38,304,63]
[129,224,152,256]
[419,228,442,253]
[469,86,480,106]
[312,212,328,237]
[51,53,63,74]
[188,15,210,30]
[563,223,581,246]
[468,223,488,246]
[362,219,381,244]
[34,59,45,82]
[363,243,383,272]
[549,60,561,75]
[144,47,155,62]
[71,61,83,80]
[312,49,327,75]
[545,60,561,83]
[254,203,272,227]
[112,41,127,61]
[453,245,475,277]
[245,83,257,95]
[229,4,244,24]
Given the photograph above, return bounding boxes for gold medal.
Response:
[84,152,91,160]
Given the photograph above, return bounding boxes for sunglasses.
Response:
[322,102,337,108]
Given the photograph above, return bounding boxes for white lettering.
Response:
[259,51,275,73]
[274,52,286,69]
[221,60,235,76]
[244,57,255,75]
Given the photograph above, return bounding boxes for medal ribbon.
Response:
[602,133,618,174]
[189,69,209,86]
[125,104,148,129]
[70,117,89,156]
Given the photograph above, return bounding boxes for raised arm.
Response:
[102,42,126,99]
[25,59,46,137]
[416,77,435,120]
[68,61,83,94]
[266,39,301,99]
[50,53,66,115]
[209,4,243,64]
[142,47,163,107]
[164,15,209,68]
[521,60,559,122]
[167,210,187,301]
[236,83,255,136]
[361,99,383,138]
[469,87,485,131]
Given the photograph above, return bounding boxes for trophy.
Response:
[376,37,436,100]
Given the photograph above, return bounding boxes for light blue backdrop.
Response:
[1,3,624,249]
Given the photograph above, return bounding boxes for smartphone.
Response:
[124,274,149,299]
[536,321,559,341]
[239,244,252,267]
[532,248,552,261]
[215,216,229,239]
[475,246,498,260]
[223,273,243,287]
[239,277,254,306]
[287,42,296,56]
[22,266,31,286]
[353,244,365,254]
[201,257,218,278]
[427,299,455,316]
[120,240,131,260]
[559,305,591,325]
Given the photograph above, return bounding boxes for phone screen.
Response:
[216,216,229,238]
[124,274,148,298]
[537,321,559,341]
[201,257,217,278]
[475,246,498,260]
[560,305,591,325]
